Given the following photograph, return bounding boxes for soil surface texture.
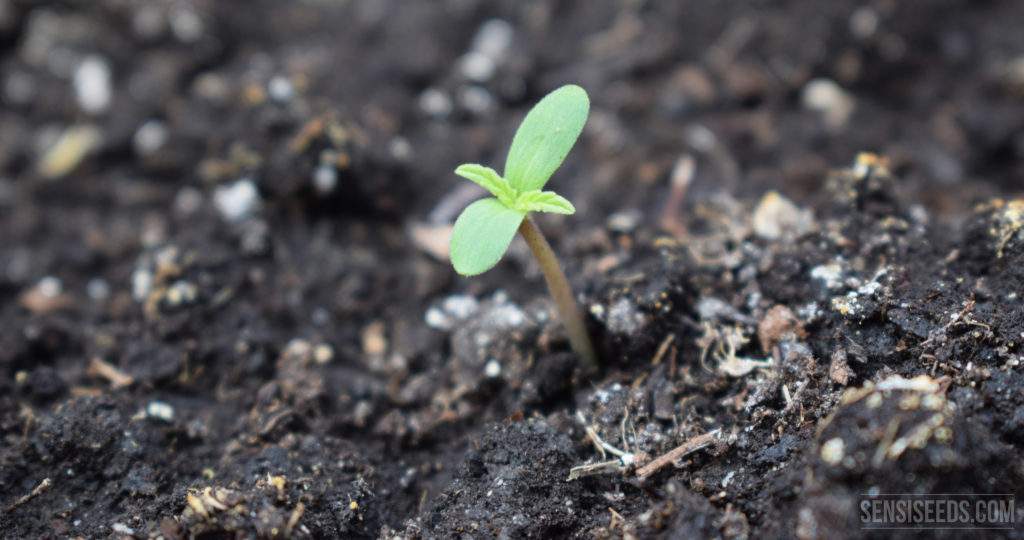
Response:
[1,1,1023,539]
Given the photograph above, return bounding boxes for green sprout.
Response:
[449,84,597,371]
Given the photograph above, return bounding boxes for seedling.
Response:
[449,84,597,370]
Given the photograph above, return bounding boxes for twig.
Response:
[659,155,695,235]
[635,429,721,481]
[87,357,134,388]
[6,478,51,512]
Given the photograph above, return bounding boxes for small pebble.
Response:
[821,437,845,466]
[145,400,175,422]
[751,191,814,241]
[169,3,203,43]
[165,280,197,306]
[419,88,452,118]
[73,55,112,115]
[443,294,479,319]
[460,85,492,114]
[472,19,514,61]
[606,209,641,233]
[37,275,62,298]
[801,78,855,133]
[424,307,448,330]
[267,75,294,103]
[313,344,334,364]
[388,137,412,162]
[86,277,110,301]
[133,120,168,156]
[213,179,260,223]
[484,359,502,378]
[173,186,203,215]
[132,267,153,301]
[459,52,495,82]
[312,164,337,194]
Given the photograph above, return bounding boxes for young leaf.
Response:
[449,198,526,276]
[514,190,576,215]
[504,84,589,193]
[454,163,515,206]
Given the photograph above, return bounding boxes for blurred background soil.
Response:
[1,1,1022,538]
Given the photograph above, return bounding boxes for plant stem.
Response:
[518,216,598,371]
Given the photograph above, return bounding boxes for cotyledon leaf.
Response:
[503,84,589,193]
[449,198,526,276]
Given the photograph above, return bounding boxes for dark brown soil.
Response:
[1,1,1023,539]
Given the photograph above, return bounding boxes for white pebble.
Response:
[442,294,480,319]
[73,55,112,115]
[213,179,260,223]
[424,307,449,330]
[459,51,495,82]
[313,344,334,364]
[169,3,203,43]
[312,164,337,194]
[86,278,110,301]
[419,88,452,118]
[472,19,514,61]
[132,267,153,301]
[458,85,492,114]
[145,400,175,422]
[37,276,62,298]
[484,359,502,378]
[173,186,203,215]
[267,75,294,103]
[133,120,168,156]
[165,280,197,306]
[801,78,855,132]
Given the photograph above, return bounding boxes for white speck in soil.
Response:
[821,437,845,466]
[312,163,337,195]
[443,294,480,319]
[418,87,452,118]
[311,307,330,326]
[165,280,198,306]
[388,136,413,162]
[606,298,646,335]
[313,344,334,364]
[424,307,448,330]
[173,186,203,216]
[458,84,492,114]
[810,263,845,291]
[132,267,152,301]
[213,178,260,223]
[267,75,294,103]
[802,78,855,132]
[73,55,112,115]
[169,3,203,43]
[458,51,495,82]
[484,359,501,378]
[133,119,168,156]
[145,400,175,422]
[606,209,641,233]
[86,277,110,301]
[472,19,514,62]
[37,275,62,298]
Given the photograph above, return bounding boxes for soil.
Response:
[1,1,1023,539]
